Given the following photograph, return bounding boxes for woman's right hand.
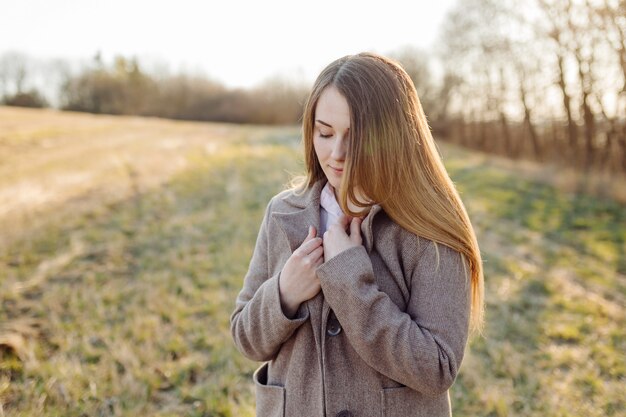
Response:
[278,225,324,318]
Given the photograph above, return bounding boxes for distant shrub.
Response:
[58,55,309,124]
[2,89,49,108]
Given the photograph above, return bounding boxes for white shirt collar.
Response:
[320,181,343,218]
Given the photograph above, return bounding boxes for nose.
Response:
[330,134,348,160]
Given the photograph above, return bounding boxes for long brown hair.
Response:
[290,52,485,337]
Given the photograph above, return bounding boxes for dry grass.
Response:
[0,106,624,416]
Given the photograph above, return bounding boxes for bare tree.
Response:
[0,51,29,97]
[536,0,581,163]
[437,0,625,175]
[389,46,438,116]
[517,63,543,160]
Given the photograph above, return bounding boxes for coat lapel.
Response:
[271,177,385,353]
[272,179,323,249]
[271,179,326,352]
[273,177,384,254]
[362,204,383,253]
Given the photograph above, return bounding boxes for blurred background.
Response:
[0,0,624,416]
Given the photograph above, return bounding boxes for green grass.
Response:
[1,136,303,416]
[445,157,625,417]
[448,160,626,275]
[0,110,624,416]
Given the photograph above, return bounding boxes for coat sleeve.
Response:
[229,197,310,362]
[315,238,471,396]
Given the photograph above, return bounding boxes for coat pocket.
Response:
[380,386,451,417]
[253,362,285,417]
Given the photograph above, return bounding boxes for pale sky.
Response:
[1,0,457,88]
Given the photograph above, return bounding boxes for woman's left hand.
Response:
[322,214,364,261]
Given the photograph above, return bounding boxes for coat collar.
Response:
[273,178,384,254]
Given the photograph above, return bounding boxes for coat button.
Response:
[335,411,353,417]
[326,310,342,336]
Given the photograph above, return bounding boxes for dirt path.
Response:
[0,106,296,249]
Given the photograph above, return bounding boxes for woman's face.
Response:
[313,85,350,195]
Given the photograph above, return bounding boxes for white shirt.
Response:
[319,181,344,237]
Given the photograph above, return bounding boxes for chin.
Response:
[328,179,340,190]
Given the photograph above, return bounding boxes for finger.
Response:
[301,225,318,246]
[350,217,363,243]
[338,214,351,229]
[330,215,351,234]
[308,245,324,261]
[305,225,316,240]
[298,236,323,254]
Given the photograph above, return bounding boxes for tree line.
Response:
[1,0,624,175]
[438,0,625,174]
[0,48,450,127]
[0,52,309,125]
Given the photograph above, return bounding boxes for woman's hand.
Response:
[322,214,364,262]
[278,225,324,318]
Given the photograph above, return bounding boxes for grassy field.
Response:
[0,106,624,416]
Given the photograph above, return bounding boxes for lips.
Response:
[330,166,344,174]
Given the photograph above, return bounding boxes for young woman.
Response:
[230,52,484,417]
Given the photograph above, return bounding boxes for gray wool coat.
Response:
[230,178,471,417]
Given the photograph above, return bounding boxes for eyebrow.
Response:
[315,119,350,130]
[315,119,332,127]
